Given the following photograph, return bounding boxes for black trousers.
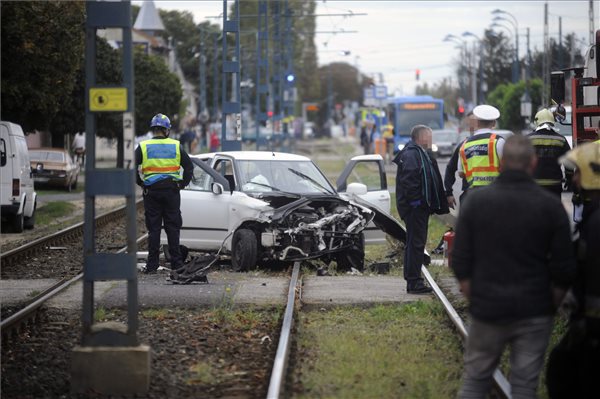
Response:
[143,187,183,270]
[401,207,429,285]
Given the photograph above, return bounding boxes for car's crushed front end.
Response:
[256,195,374,263]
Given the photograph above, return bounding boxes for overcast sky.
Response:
[138,1,597,96]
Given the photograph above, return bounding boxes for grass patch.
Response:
[27,290,41,298]
[36,201,76,227]
[94,307,108,322]
[141,309,170,319]
[294,303,464,398]
[187,361,219,385]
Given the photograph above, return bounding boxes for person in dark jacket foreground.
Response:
[546,141,600,398]
[393,125,449,294]
[452,135,576,398]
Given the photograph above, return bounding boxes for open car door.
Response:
[337,154,391,244]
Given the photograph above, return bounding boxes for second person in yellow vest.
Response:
[458,105,504,191]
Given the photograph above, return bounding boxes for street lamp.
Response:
[443,34,469,103]
[491,9,520,83]
[520,90,532,126]
[462,31,484,104]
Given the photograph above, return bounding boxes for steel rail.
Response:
[266,261,301,399]
[1,234,148,337]
[421,265,512,399]
[0,200,143,267]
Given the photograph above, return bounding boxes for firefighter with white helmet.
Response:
[526,108,572,197]
[547,141,600,398]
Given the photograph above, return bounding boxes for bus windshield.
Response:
[397,109,443,133]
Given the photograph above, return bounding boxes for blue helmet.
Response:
[150,113,171,129]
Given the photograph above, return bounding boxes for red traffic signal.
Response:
[415,69,421,81]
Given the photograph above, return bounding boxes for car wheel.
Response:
[231,228,257,272]
[24,201,36,230]
[12,212,24,233]
[336,232,364,272]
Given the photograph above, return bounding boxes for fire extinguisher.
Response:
[443,229,455,268]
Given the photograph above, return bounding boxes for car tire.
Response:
[336,232,364,272]
[24,201,36,230]
[232,228,257,272]
[12,212,24,233]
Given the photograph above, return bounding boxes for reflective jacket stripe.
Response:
[141,165,181,173]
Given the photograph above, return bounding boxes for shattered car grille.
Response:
[257,196,374,262]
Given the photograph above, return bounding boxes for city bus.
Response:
[386,95,444,152]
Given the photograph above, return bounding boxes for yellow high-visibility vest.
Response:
[140,138,182,185]
[460,133,500,187]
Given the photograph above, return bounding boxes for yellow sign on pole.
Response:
[89,87,128,112]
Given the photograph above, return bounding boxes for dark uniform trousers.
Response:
[402,206,429,285]
[143,186,183,270]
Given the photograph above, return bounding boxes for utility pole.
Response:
[221,0,241,150]
[558,17,563,70]
[542,2,549,107]
[199,29,207,120]
[591,0,595,45]
[327,64,332,124]
[212,32,219,122]
[255,0,268,149]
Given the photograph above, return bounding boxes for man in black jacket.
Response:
[393,125,448,294]
[452,135,576,398]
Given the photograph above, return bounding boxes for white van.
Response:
[1,121,37,232]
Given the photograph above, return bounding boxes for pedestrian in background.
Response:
[72,131,86,167]
[445,110,476,209]
[452,135,576,398]
[458,105,504,192]
[393,124,448,294]
[526,108,572,197]
[135,113,193,274]
[546,141,600,398]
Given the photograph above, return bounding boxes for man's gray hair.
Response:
[502,135,535,170]
[410,125,431,140]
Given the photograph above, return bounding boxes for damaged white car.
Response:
[162,151,408,271]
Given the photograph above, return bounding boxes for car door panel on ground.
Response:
[337,154,390,244]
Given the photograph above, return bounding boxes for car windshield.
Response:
[433,131,456,142]
[237,160,334,194]
[29,151,64,162]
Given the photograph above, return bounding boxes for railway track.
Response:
[1,234,148,342]
[264,260,511,399]
[0,200,144,269]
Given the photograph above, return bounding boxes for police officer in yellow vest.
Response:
[458,105,504,191]
[135,113,193,274]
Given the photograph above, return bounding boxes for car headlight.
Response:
[432,144,438,152]
[397,144,405,151]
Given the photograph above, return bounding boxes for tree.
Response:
[1,2,85,133]
[487,79,543,132]
[134,49,182,135]
[51,38,123,143]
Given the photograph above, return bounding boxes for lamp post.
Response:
[492,9,519,83]
[462,31,484,104]
[520,91,532,131]
[443,34,469,103]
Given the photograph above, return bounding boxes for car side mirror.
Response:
[211,182,225,195]
[347,182,368,196]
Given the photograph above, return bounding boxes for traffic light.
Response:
[457,104,465,118]
[415,69,420,81]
